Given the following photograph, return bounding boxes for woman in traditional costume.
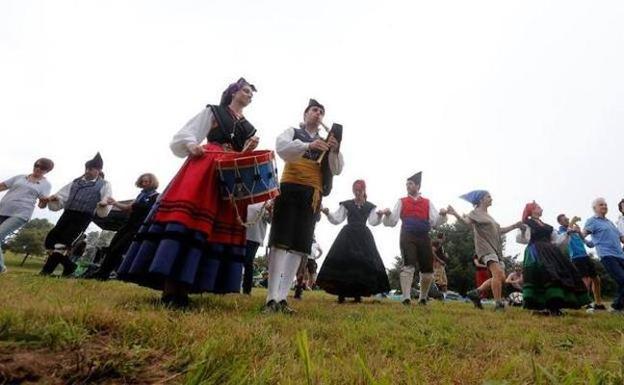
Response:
[117,78,260,307]
[518,202,590,315]
[88,173,160,280]
[316,180,390,303]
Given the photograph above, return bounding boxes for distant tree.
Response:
[6,218,54,256]
[387,256,402,290]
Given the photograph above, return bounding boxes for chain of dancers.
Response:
[2,77,624,316]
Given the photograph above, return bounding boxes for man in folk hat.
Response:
[382,172,448,305]
[40,152,113,276]
[265,99,344,313]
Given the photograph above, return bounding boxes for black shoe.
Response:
[61,262,77,277]
[418,299,427,306]
[466,290,483,309]
[354,296,362,303]
[402,299,411,306]
[278,300,296,315]
[593,304,607,311]
[262,300,279,314]
[548,308,564,317]
[338,296,345,304]
[294,286,303,300]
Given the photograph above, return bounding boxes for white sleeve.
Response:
[48,182,73,211]
[326,205,347,225]
[383,199,402,227]
[551,229,568,246]
[275,127,309,162]
[618,218,624,236]
[170,108,214,158]
[429,201,447,228]
[516,227,530,245]
[328,151,344,175]
[368,207,382,226]
[95,181,113,218]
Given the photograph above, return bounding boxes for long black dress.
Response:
[316,200,390,299]
[522,218,590,310]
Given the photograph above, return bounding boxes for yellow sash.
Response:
[281,159,323,211]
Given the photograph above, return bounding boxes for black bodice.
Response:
[206,105,257,152]
[341,200,376,226]
[525,218,553,243]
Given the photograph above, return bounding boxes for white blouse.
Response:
[325,204,383,226]
[275,127,344,176]
[170,108,216,158]
[617,215,624,236]
[382,195,447,228]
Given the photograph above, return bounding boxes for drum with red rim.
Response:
[216,150,280,205]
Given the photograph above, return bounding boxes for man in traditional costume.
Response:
[40,152,113,276]
[265,99,344,313]
[382,172,447,305]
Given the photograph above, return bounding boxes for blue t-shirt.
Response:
[558,225,590,259]
[584,216,624,259]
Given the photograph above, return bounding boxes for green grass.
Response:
[1,252,624,384]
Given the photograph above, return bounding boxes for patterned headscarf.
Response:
[219,77,257,107]
[460,190,488,206]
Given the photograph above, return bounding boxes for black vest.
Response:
[341,200,376,226]
[206,105,257,152]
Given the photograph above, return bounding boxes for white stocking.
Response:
[400,265,416,301]
[278,252,303,302]
[266,248,288,303]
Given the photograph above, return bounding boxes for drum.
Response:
[216,150,280,205]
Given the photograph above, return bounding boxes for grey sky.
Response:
[2,0,623,266]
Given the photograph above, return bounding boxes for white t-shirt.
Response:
[0,175,51,221]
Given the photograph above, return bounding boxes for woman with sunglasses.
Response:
[0,158,54,273]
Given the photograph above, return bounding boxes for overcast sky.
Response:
[2,0,623,268]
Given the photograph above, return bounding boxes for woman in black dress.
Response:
[316,180,390,303]
[519,202,590,315]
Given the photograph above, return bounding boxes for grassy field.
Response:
[1,252,624,385]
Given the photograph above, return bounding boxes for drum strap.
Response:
[281,159,323,211]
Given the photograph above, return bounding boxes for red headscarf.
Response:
[522,201,538,222]
[353,179,367,200]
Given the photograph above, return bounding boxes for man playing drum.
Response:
[264,99,344,314]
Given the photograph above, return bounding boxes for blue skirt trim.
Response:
[117,221,245,293]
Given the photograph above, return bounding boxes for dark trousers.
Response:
[399,232,434,273]
[40,251,76,276]
[41,210,92,276]
[601,256,624,309]
[95,224,138,279]
[242,241,260,294]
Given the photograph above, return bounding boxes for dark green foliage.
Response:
[6,218,53,256]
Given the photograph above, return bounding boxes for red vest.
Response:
[400,196,430,220]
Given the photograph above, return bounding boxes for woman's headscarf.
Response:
[460,190,488,206]
[353,179,367,200]
[219,77,257,107]
[522,201,538,222]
